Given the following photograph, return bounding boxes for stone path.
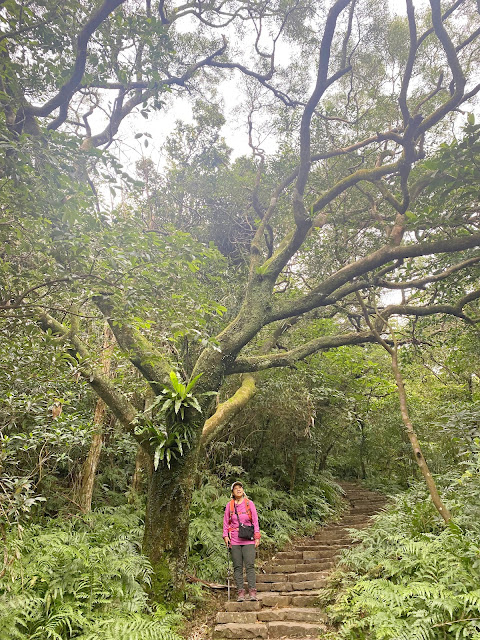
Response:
[213,483,387,640]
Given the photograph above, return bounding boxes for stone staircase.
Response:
[213,483,387,639]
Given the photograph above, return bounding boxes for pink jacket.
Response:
[223,498,261,545]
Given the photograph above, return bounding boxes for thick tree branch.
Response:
[94,296,172,393]
[296,0,352,200]
[200,374,256,445]
[229,285,480,375]
[268,233,480,323]
[417,0,466,137]
[399,0,418,125]
[28,0,125,118]
[38,313,138,428]
[228,331,376,373]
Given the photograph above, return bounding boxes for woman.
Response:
[223,481,261,601]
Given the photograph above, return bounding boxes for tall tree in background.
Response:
[1,0,480,591]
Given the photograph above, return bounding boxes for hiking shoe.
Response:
[248,588,257,601]
[237,589,246,602]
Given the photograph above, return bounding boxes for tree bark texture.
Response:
[142,436,201,597]
[131,445,152,495]
[77,323,114,512]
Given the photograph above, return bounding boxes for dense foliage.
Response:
[324,452,480,639]
[1,0,480,633]
[0,505,184,640]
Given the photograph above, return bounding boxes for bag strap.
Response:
[233,499,253,525]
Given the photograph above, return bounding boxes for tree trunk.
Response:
[391,351,452,523]
[77,322,113,512]
[77,400,105,512]
[142,438,200,599]
[358,417,367,480]
[131,445,152,494]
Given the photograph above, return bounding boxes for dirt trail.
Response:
[213,483,387,639]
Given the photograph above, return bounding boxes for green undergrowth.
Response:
[0,504,186,640]
[188,473,344,581]
[1,474,343,640]
[322,455,480,640]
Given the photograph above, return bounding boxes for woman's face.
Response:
[232,484,244,499]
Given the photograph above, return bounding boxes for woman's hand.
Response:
[255,539,260,548]
[224,536,230,547]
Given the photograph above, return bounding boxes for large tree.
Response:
[2,0,480,592]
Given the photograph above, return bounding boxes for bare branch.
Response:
[268,233,480,323]
[28,0,125,118]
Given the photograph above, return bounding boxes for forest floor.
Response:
[192,483,387,640]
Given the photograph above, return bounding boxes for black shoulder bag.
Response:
[234,503,255,540]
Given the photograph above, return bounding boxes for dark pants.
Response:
[230,544,256,590]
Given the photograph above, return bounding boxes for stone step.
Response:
[216,612,260,624]
[213,623,267,639]
[346,503,380,508]
[271,556,338,566]
[257,593,292,607]
[303,550,343,559]
[349,504,386,510]
[313,534,352,541]
[264,560,334,573]
[257,591,322,607]
[298,553,339,562]
[257,607,326,623]
[263,563,297,572]
[293,544,348,551]
[274,551,304,560]
[257,570,329,584]
[296,561,334,572]
[216,608,326,626]
[287,571,329,583]
[290,579,327,591]
[257,581,293,592]
[225,602,262,612]
[291,593,322,607]
[267,621,327,637]
[257,573,289,583]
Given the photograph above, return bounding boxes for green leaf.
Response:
[188,396,202,413]
[154,446,161,470]
[185,373,203,394]
[161,398,173,412]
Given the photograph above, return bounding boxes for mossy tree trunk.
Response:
[142,447,199,597]
[357,295,452,524]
